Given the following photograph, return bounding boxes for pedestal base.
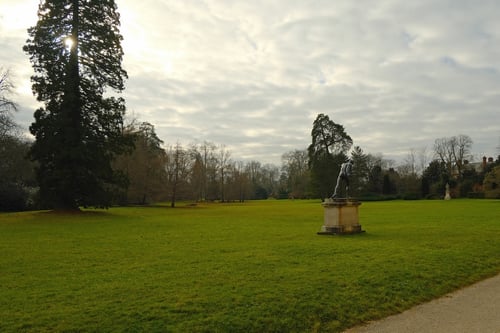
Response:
[317,198,364,235]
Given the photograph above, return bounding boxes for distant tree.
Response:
[245,160,262,199]
[234,161,279,200]
[165,142,193,207]
[350,146,370,196]
[483,166,500,199]
[423,160,447,185]
[403,148,418,176]
[308,114,352,198]
[114,122,166,204]
[363,154,384,195]
[383,168,399,195]
[0,68,18,139]
[459,166,481,197]
[417,147,430,176]
[396,149,423,198]
[24,0,131,210]
[227,161,250,202]
[454,135,473,178]
[0,69,38,211]
[0,137,37,211]
[396,167,420,199]
[217,145,231,202]
[422,160,448,198]
[190,156,204,200]
[191,141,217,201]
[433,135,473,180]
[280,149,310,198]
[367,164,383,194]
[260,164,280,198]
[433,137,454,176]
[421,175,430,198]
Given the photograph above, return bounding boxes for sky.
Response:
[1,0,500,165]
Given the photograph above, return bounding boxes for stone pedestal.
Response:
[317,198,364,235]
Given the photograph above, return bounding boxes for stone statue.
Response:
[444,183,451,200]
[331,159,353,198]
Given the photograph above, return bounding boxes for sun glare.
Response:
[64,37,74,49]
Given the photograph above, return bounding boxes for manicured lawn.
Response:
[1,200,499,332]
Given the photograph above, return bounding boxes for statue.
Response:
[331,159,353,198]
[319,158,364,235]
[444,183,451,200]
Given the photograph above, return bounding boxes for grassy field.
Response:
[0,199,499,332]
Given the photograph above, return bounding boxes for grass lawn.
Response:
[1,199,499,332]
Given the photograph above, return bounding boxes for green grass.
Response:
[1,200,499,332]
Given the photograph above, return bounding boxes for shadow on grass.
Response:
[126,204,201,209]
[37,209,112,217]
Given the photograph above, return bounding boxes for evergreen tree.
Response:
[367,164,383,194]
[308,114,352,198]
[350,146,370,196]
[483,166,500,199]
[422,160,448,198]
[24,0,131,209]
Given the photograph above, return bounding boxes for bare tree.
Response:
[434,137,456,176]
[417,146,430,176]
[434,135,473,179]
[165,142,192,207]
[397,150,421,197]
[231,161,250,202]
[0,68,18,138]
[191,141,217,201]
[217,144,231,202]
[403,147,429,176]
[261,164,280,198]
[113,122,166,204]
[454,134,473,176]
[404,148,418,176]
[281,149,309,198]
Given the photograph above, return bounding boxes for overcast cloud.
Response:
[1,0,499,164]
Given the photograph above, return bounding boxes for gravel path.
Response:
[344,273,500,333]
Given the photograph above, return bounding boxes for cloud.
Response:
[2,0,499,164]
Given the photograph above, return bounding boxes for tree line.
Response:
[113,122,282,207]
[1,1,499,211]
[2,86,499,212]
[0,68,38,211]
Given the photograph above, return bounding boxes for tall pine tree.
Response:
[24,0,132,210]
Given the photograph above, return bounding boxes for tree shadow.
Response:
[37,209,111,217]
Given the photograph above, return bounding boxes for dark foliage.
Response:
[24,0,132,209]
[308,114,352,198]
